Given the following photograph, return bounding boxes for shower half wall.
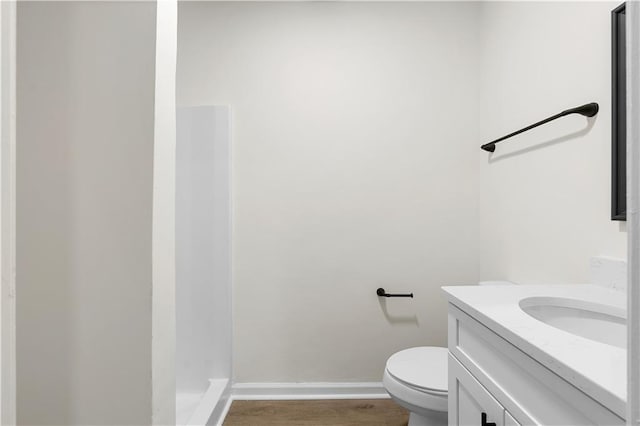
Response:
[176,106,232,425]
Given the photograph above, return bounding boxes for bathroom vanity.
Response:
[442,285,625,426]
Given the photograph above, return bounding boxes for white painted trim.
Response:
[629,2,640,425]
[0,2,16,424]
[227,106,234,419]
[231,382,390,400]
[152,1,178,424]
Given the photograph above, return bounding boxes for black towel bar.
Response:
[481,102,599,152]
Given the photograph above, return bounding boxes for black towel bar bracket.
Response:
[376,288,413,298]
[481,102,599,152]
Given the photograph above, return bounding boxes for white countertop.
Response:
[441,284,626,418]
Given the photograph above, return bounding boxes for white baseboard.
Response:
[231,382,389,400]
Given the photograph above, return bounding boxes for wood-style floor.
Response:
[223,399,409,426]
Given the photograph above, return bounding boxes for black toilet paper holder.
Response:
[376,288,413,298]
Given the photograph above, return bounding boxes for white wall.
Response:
[17,2,158,424]
[178,1,481,383]
[478,1,627,284]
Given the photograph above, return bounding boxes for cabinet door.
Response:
[449,354,503,426]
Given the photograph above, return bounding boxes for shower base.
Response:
[177,378,230,425]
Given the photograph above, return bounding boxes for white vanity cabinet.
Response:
[447,303,624,426]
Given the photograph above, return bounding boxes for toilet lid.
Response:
[385,347,448,393]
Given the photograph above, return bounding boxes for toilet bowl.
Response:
[382,346,448,426]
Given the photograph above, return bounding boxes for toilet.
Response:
[382,281,514,425]
[382,346,448,426]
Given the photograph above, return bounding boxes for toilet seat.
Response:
[385,346,448,394]
[383,346,449,416]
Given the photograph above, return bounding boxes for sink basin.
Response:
[519,297,626,349]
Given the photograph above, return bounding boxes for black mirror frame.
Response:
[612,2,627,221]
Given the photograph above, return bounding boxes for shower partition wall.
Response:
[176,106,232,426]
